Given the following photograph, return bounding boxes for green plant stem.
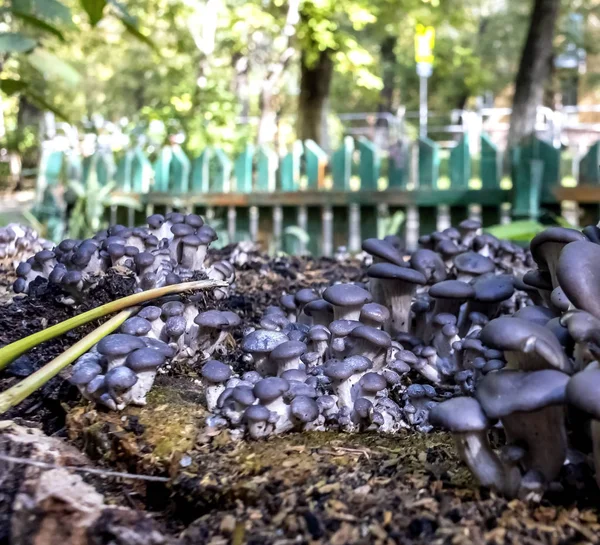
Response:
[0,279,227,371]
[0,308,136,414]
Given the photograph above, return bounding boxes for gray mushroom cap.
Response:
[280,294,297,311]
[308,325,331,342]
[354,397,373,419]
[242,371,262,384]
[253,377,290,402]
[105,366,138,391]
[476,369,569,419]
[361,238,406,266]
[195,310,229,329]
[142,337,176,358]
[513,305,556,326]
[329,320,362,337]
[410,249,447,283]
[566,369,600,419]
[137,306,162,322]
[270,340,307,361]
[135,252,155,268]
[349,325,391,348]
[70,360,102,385]
[522,270,553,291]
[453,252,495,276]
[304,299,334,317]
[323,283,373,307]
[472,274,515,303]
[231,385,256,406]
[121,317,153,337]
[295,288,319,306]
[244,404,271,422]
[480,317,571,372]
[530,227,586,271]
[147,214,165,229]
[557,241,600,319]
[359,372,387,393]
[162,301,185,318]
[201,360,232,383]
[429,280,474,300]
[125,347,167,371]
[97,334,146,357]
[171,223,195,237]
[281,369,308,382]
[429,396,491,432]
[290,395,319,422]
[62,270,83,286]
[323,356,370,380]
[359,303,390,325]
[367,262,426,285]
[165,316,187,338]
[242,329,288,354]
[185,213,204,228]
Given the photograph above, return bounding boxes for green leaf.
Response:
[10,12,65,41]
[283,226,310,244]
[0,32,37,53]
[0,78,28,95]
[485,221,545,242]
[11,0,72,23]
[79,0,107,26]
[106,0,135,24]
[27,49,80,86]
[118,16,157,50]
[24,89,70,120]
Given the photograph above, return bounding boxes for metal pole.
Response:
[419,75,428,138]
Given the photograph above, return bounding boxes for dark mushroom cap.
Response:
[522,270,553,291]
[429,397,491,432]
[290,395,319,422]
[126,347,167,371]
[137,306,162,321]
[105,366,138,391]
[35,249,55,263]
[530,227,587,271]
[473,233,500,252]
[171,223,195,238]
[16,262,31,277]
[323,283,373,307]
[182,234,201,248]
[121,317,153,337]
[304,299,334,317]
[142,337,176,358]
[280,294,297,311]
[566,369,600,419]
[244,404,271,423]
[166,212,185,224]
[147,214,165,229]
[185,213,204,228]
[195,310,229,329]
[557,241,600,318]
[410,249,447,283]
[367,262,426,285]
[162,301,185,318]
[436,239,461,258]
[349,325,391,348]
[294,288,319,306]
[482,359,505,373]
[550,286,570,312]
[62,270,83,286]
[197,225,217,243]
[476,369,569,419]
[359,372,387,393]
[242,329,288,354]
[429,280,474,300]
[134,252,155,268]
[165,316,187,338]
[97,334,145,357]
[354,397,373,419]
[253,377,290,402]
[232,385,256,406]
[201,360,232,383]
[323,355,371,380]
[308,325,331,342]
[329,320,362,337]
[459,218,481,233]
[70,360,103,385]
[453,252,495,276]
[58,239,79,252]
[480,317,571,372]
[472,274,515,303]
[242,370,263,384]
[281,369,308,382]
[270,340,307,361]
[360,303,390,325]
[361,238,406,266]
[513,305,556,326]
[221,311,241,328]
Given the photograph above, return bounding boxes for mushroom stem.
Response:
[453,431,506,491]
[0,309,136,414]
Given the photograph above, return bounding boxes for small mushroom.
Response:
[322,283,373,321]
[201,360,233,411]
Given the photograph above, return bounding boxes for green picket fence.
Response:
[36,134,600,255]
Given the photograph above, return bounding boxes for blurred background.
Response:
[0,0,599,252]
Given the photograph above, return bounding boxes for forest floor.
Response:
[1,249,600,545]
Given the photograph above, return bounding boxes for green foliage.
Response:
[377,210,405,239]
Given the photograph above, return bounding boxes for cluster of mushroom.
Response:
[12,212,234,305]
[431,226,600,499]
[69,301,241,409]
[204,220,534,440]
[0,223,50,266]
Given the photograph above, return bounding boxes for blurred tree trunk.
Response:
[297,49,334,149]
[507,0,560,149]
[232,53,250,118]
[378,36,396,114]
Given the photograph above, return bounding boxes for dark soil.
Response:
[2,251,600,544]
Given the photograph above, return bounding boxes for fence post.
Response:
[331,136,354,191]
[579,141,600,184]
[449,134,470,189]
[304,139,327,190]
[154,146,173,192]
[280,140,303,191]
[480,133,500,189]
[357,136,380,191]
[418,136,439,189]
[212,148,232,192]
[192,147,212,193]
[256,146,278,192]
[234,144,254,193]
[512,143,543,220]
[388,140,409,189]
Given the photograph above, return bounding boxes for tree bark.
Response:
[507,0,560,149]
[378,36,396,115]
[297,49,334,149]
